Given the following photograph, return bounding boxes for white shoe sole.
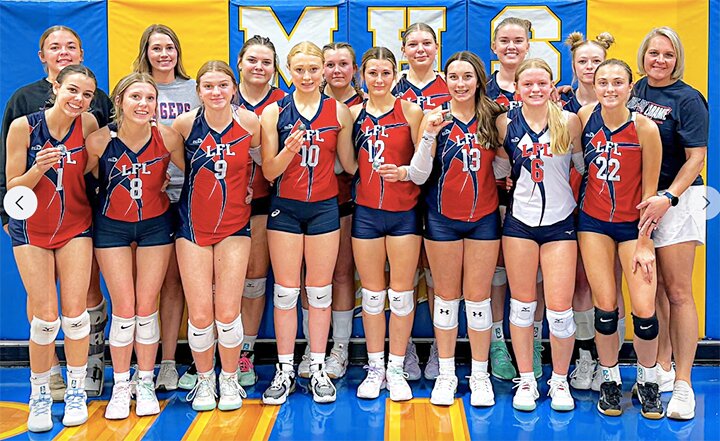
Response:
[357,382,386,399]
[513,400,537,412]
[218,400,243,411]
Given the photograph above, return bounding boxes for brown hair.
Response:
[401,22,438,46]
[38,26,83,74]
[321,42,363,98]
[594,58,633,84]
[132,24,190,81]
[110,72,158,127]
[196,60,238,92]
[237,35,280,83]
[444,52,503,149]
[515,59,571,155]
[49,64,97,106]
[492,17,532,42]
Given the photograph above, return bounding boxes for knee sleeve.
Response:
[389,289,415,317]
[307,284,332,309]
[362,288,387,315]
[216,314,244,349]
[135,312,160,345]
[509,299,537,328]
[243,278,267,299]
[492,266,507,287]
[433,297,460,330]
[30,316,61,345]
[574,308,595,341]
[109,315,135,347]
[594,308,619,336]
[188,321,215,353]
[536,268,543,283]
[546,308,576,339]
[424,268,434,289]
[632,313,659,340]
[273,284,300,310]
[465,299,492,332]
[61,311,90,340]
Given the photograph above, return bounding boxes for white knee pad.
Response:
[546,308,576,339]
[109,315,135,347]
[536,268,543,283]
[30,316,61,345]
[188,321,215,353]
[307,284,332,309]
[433,297,460,330]
[243,278,267,299]
[216,314,244,349]
[61,311,90,340]
[492,266,507,287]
[424,268,434,289]
[389,289,415,317]
[509,299,537,328]
[574,308,595,341]
[465,299,492,332]
[273,284,300,310]
[135,312,160,345]
[362,288,387,315]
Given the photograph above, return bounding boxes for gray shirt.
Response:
[157,78,200,202]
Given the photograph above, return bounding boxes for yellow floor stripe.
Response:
[182,400,278,441]
[54,400,167,441]
[0,402,29,440]
[385,398,470,441]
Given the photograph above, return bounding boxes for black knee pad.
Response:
[594,307,619,335]
[632,313,659,340]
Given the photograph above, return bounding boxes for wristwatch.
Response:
[660,191,679,207]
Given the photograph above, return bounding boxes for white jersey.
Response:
[503,108,575,226]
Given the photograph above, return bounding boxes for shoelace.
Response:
[238,355,254,373]
[467,373,492,393]
[363,364,385,382]
[639,383,662,407]
[64,388,86,411]
[386,366,409,386]
[672,384,691,402]
[547,379,570,397]
[220,376,248,399]
[30,394,53,416]
[434,374,456,390]
[186,375,217,402]
[136,381,155,400]
[269,370,291,391]
[600,382,622,406]
[405,344,419,363]
[512,377,536,392]
[491,344,513,363]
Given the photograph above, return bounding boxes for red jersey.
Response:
[392,73,450,112]
[275,94,340,202]
[353,99,419,211]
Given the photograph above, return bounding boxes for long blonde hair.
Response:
[515,59,571,155]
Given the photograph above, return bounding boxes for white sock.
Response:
[520,372,535,382]
[491,321,504,342]
[438,357,455,376]
[114,371,130,384]
[241,335,257,352]
[310,352,325,373]
[471,359,488,375]
[331,310,353,348]
[30,370,51,396]
[138,370,154,383]
[551,372,567,383]
[600,364,622,384]
[637,363,657,385]
[533,321,543,342]
[278,354,294,371]
[388,353,405,370]
[368,351,385,368]
[67,364,87,390]
[220,370,235,379]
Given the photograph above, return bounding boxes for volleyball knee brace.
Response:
[492,266,507,287]
[216,314,244,349]
[509,299,537,328]
[362,288,387,315]
[546,308,576,339]
[243,278,267,299]
[30,316,61,345]
[632,313,659,340]
[135,312,160,345]
[389,289,414,317]
[465,299,492,332]
[433,297,460,330]
[61,311,90,340]
[307,284,332,309]
[424,268,434,289]
[109,315,135,347]
[594,308,619,335]
[274,284,300,310]
[188,321,215,353]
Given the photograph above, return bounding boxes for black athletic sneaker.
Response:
[597,381,623,416]
[262,364,296,405]
[633,382,665,419]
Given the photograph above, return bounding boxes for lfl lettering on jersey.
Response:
[121,163,151,176]
[364,125,390,139]
[595,140,623,156]
[304,129,325,143]
[206,143,235,157]
[454,132,480,147]
[522,142,552,158]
